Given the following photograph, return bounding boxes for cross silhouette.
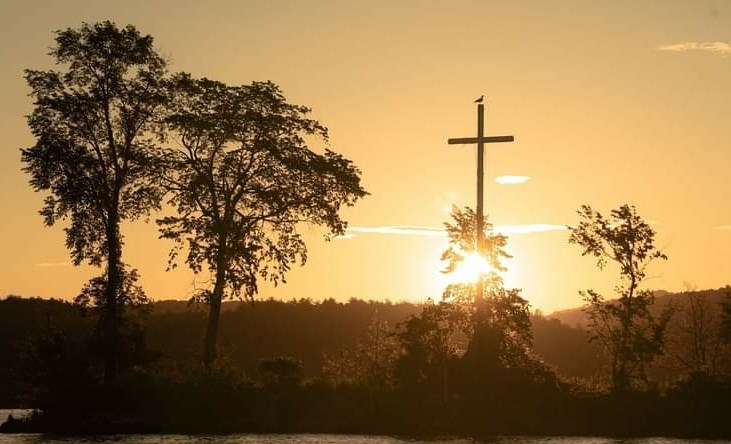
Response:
[447,102,514,307]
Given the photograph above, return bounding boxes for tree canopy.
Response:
[440,206,531,358]
[159,74,368,366]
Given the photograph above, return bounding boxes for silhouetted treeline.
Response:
[4,290,731,436]
[0,296,424,407]
[145,298,421,378]
[0,296,592,404]
[5,290,731,405]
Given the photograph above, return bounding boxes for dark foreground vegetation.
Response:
[2,291,731,437]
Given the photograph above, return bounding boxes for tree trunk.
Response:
[203,244,228,370]
[104,206,121,385]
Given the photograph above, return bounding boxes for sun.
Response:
[429,244,521,300]
[447,252,492,284]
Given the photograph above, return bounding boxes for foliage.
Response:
[75,265,149,311]
[440,206,533,365]
[73,265,152,375]
[159,74,368,299]
[21,21,167,266]
[720,291,731,344]
[481,287,533,366]
[663,288,731,378]
[392,300,463,403]
[258,356,304,390]
[569,204,672,391]
[322,314,400,390]
[20,21,168,382]
[158,74,367,367]
[19,329,100,417]
[441,205,509,295]
[6,296,731,436]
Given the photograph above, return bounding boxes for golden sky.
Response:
[1,0,730,312]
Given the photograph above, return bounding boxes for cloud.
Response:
[346,225,447,238]
[34,261,72,268]
[717,225,731,231]
[341,223,566,239]
[657,41,731,55]
[495,175,530,185]
[495,224,567,235]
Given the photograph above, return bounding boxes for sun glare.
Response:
[448,252,492,284]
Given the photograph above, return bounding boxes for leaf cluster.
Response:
[569,204,666,290]
[441,205,509,276]
[74,264,150,312]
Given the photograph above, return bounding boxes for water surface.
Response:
[0,411,33,423]
[0,435,729,444]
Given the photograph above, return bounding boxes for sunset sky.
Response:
[1,0,730,313]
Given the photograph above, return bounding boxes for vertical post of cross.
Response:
[476,104,485,311]
[447,100,514,317]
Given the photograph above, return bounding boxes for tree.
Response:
[441,206,510,300]
[718,289,731,343]
[569,204,672,391]
[322,314,400,390]
[440,206,533,367]
[159,75,368,369]
[21,22,168,383]
[664,286,729,378]
[394,300,460,401]
[74,265,152,376]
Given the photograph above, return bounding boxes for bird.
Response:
[474,95,484,103]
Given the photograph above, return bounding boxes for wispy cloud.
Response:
[657,41,731,55]
[346,226,446,238]
[341,223,566,239]
[495,175,530,185]
[717,225,731,231]
[34,261,72,268]
[497,224,567,235]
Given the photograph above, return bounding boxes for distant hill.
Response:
[548,287,731,327]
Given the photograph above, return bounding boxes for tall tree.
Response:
[159,75,368,369]
[665,287,728,378]
[440,206,533,367]
[569,204,672,391]
[21,21,168,383]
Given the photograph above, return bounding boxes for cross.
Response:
[447,102,514,308]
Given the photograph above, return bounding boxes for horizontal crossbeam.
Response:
[447,135,514,145]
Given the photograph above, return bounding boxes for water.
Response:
[0,411,33,423]
[0,435,729,444]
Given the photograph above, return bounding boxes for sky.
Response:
[1,0,730,313]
